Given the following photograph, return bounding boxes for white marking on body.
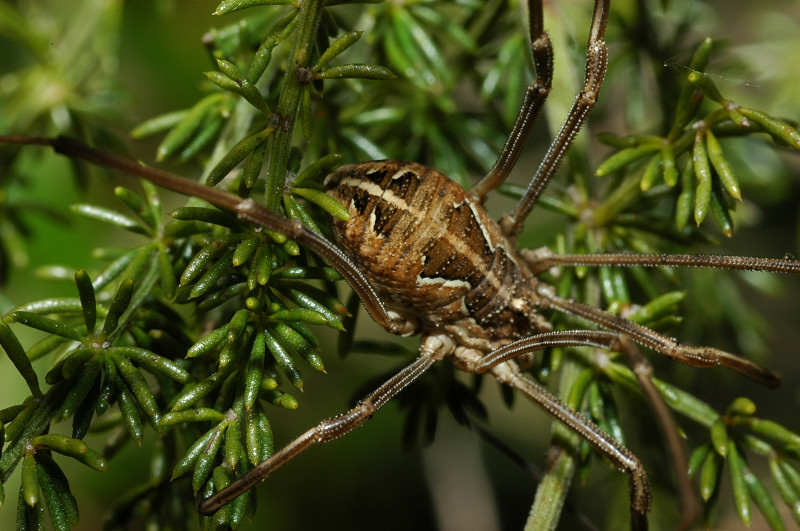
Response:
[467,200,496,252]
[339,173,504,297]
[511,298,526,311]
[368,209,381,237]
[416,275,471,289]
[340,177,409,211]
[391,169,411,180]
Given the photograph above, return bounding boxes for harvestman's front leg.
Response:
[501,0,611,238]
[197,334,454,515]
[0,136,418,339]
[615,336,699,531]
[470,0,553,201]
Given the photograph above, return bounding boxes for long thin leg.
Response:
[511,373,649,530]
[470,0,553,201]
[459,330,652,529]
[521,249,800,275]
[478,331,698,529]
[500,0,611,239]
[0,135,419,336]
[616,336,698,531]
[198,349,440,515]
[534,283,782,387]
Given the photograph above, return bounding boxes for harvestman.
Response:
[2,0,800,529]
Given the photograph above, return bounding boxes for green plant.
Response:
[1,0,800,530]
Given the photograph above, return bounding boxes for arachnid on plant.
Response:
[2,1,800,530]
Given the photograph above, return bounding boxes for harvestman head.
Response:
[2,0,800,529]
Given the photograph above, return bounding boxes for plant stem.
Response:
[525,359,583,530]
[0,385,68,482]
[263,0,324,212]
[592,174,641,227]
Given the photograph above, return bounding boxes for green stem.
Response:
[264,0,324,212]
[0,385,69,482]
[592,173,641,227]
[525,359,583,530]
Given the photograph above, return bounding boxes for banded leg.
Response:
[534,283,782,387]
[0,135,416,338]
[197,334,452,515]
[521,249,800,275]
[460,331,660,530]
[470,0,553,201]
[501,0,611,239]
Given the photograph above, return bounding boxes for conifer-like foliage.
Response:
[1,1,800,529]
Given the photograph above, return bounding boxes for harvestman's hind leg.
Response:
[522,248,800,276]
[533,283,782,387]
[455,331,657,530]
[197,334,454,515]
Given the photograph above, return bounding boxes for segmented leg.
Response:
[457,330,653,530]
[470,0,553,201]
[500,0,611,239]
[522,249,800,275]
[0,135,414,338]
[475,331,700,529]
[534,283,782,387]
[197,333,453,515]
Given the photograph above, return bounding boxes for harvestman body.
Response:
[3,0,800,528]
[201,0,796,527]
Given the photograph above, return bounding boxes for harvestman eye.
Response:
[2,0,799,529]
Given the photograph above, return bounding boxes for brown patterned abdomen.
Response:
[324,161,541,340]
